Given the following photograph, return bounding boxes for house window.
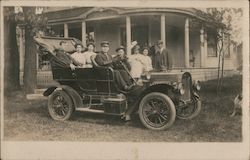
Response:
[207,33,217,57]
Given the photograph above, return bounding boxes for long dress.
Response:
[140,55,153,72]
[128,54,144,78]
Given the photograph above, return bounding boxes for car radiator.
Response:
[181,72,192,102]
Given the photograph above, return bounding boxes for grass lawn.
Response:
[4,75,242,142]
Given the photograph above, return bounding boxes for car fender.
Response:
[126,84,174,114]
[44,85,83,109]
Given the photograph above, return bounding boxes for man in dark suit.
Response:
[50,41,81,69]
[95,41,133,91]
[153,40,172,71]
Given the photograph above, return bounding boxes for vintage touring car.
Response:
[34,36,201,130]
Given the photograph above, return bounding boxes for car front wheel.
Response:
[138,92,176,130]
[176,97,201,120]
[48,90,74,121]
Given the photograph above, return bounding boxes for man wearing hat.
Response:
[95,41,133,91]
[153,40,172,71]
[50,40,81,70]
[113,46,131,71]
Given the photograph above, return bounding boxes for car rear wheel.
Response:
[176,97,201,120]
[48,90,74,121]
[139,92,176,130]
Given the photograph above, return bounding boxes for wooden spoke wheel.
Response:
[176,97,201,120]
[48,90,74,121]
[139,92,176,130]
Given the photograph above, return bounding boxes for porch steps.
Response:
[26,88,47,100]
[34,88,47,94]
[26,93,47,100]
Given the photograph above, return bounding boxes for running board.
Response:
[75,108,124,116]
[75,108,104,113]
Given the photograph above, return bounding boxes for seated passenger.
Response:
[113,46,131,71]
[51,41,80,70]
[84,42,97,68]
[127,45,144,79]
[95,41,134,91]
[140,47,153,73]
[71,44,86,67]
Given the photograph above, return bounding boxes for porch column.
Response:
[64,23,68,38]
[81,21,87,47]
[148,18,152,46]
[19,27,25,72]
[204,31,208,67]
[126,16,132,56]
[184,18,190,68]
[200,25,205,67]
[160,14,166,47]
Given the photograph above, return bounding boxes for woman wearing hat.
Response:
[127,44,144,79]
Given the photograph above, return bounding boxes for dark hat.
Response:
[157,40,164,45]
[87,42,95,48]
[101,41,109,47]
[116,46,125,52]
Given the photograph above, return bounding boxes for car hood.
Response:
[149,72,183,83]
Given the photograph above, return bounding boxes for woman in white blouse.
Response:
[71,44,86,66]
[128,45,144,79]
[140,47,153,72]
[84,43,96,68]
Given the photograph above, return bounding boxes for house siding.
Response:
[94,22,120,54]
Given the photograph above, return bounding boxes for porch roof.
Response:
[45,7,225,28]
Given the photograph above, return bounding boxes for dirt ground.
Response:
[4,75,242,142]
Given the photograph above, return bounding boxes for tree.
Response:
[196,8,243,95]
[4,7,21,95]
[22,7,48,93]
[4,7,48,94]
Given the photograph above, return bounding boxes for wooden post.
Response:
[200,25,205,67]
[81,21,87,47]
[19,27,25,71]
[126,16,131,56]
[148,18,152,46]
[64,23,68,38]
[204,30,208,67]
[160,14,166,47]
[184,18,190,68]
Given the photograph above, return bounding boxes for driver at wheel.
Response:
[95,41,134,91]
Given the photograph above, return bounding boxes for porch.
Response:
[17,7,237,87]
[47,11,207,68]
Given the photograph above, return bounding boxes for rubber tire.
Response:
[138,92,176,130]
[48,90,74,121]
[176,97,201,120]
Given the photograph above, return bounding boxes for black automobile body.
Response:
[34,36,201,130]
